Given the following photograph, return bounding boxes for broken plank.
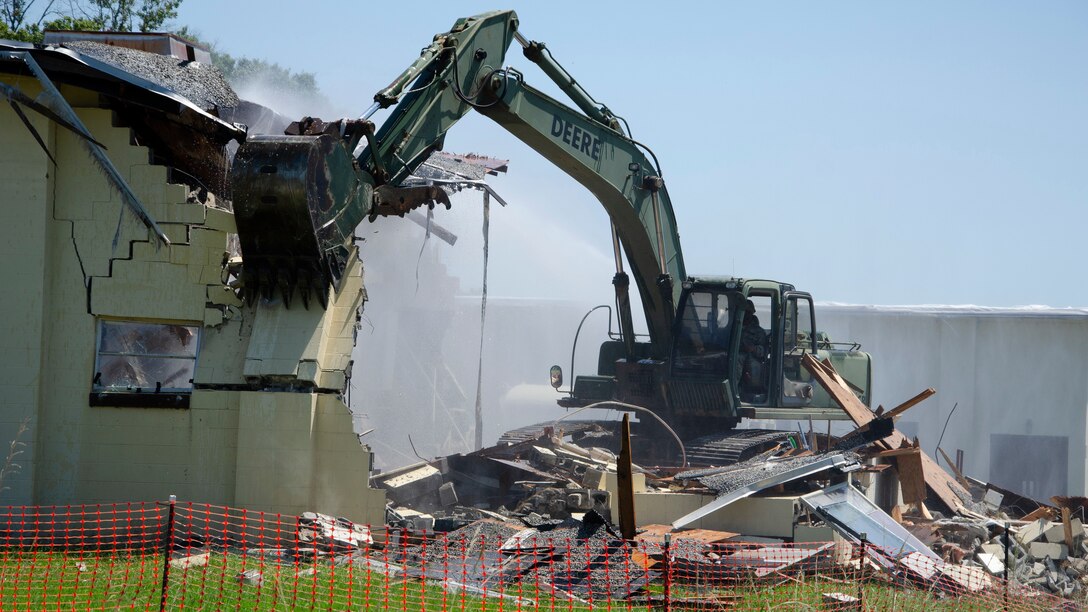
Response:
[937,447,972,490]
[1022,506,1057,522]
[872,447,925,458]
[801,354,970,514]
[895,447,927,507]
[884,388,936,420]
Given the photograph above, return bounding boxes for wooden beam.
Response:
[1062,507,1075,551]
[873,447,925,458]
[937,447,972,490]
[895,447,927,507]
[802,354,970,514]
[617,414,636,541]
[884,389,936,420]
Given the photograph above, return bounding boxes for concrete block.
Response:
[169,202,206,225]
[1016,519,1050,545]
[317,369,345,390]
[982,489,1003,512]
[163,183,187,205]
[1029,541,1067,561]
[1044,523,1067,543]
[203,207,236,232]
[438,482,458,507]
[160,224,188,244]
[203,307,224,328]
[207,285,243,307]
[1043,519,1083,544]
[296,360,318,383]
[977,552,1005,575]
[199,265,222,284]
[582,467,605,490]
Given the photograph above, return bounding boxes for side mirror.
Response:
[549,365,563,390]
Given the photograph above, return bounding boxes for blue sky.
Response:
[176,2,1087,307]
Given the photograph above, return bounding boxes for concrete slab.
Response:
[1028,541,1067,561]
[977,552,1005,575]
[1016,519,1051,545]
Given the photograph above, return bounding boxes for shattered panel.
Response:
[801,482,937,560]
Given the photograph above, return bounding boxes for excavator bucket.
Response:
[232,126,371,309]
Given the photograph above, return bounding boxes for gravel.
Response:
[63,41,239,110]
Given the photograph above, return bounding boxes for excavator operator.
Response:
[740,300,769,400]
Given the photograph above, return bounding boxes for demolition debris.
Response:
[359,356,1088,603]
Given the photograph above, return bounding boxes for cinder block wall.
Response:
[0,77,384,523]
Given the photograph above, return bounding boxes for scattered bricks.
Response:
[438,482,458,507]
[1067,557,1088,576]
[1016,519,1050,546]
[169,552,210,569]
[1029,541,1068,561]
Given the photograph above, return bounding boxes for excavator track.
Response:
[499,421,794,467]
[683,429,795,466]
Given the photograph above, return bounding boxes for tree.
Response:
[1,0,61,40]
[91,0,180,32]
[1,0,181,41]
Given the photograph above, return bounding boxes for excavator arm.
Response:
[357,11,686,355]
[233,9,686,356]
[474,71,684,354]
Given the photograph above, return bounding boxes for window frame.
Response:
[89,319,201,409]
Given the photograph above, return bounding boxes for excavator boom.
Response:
[230,11,873,462]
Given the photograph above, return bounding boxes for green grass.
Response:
[0,550,1055,611]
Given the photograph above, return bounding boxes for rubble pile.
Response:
[395,510,649,602]
[356,356,1087,605]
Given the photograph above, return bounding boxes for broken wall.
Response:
[0,77,384,523]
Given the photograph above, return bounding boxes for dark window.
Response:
[673,290,735,378]
[989,434,1068,501]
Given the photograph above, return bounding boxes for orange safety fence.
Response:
[0,500,1075,610]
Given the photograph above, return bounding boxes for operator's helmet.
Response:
[745,299,756,314]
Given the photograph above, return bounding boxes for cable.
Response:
[567,305,611,397]
[934,401,958,467]
[551,400,687,467]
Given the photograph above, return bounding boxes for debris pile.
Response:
[359,355,1087,604]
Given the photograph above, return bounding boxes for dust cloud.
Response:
[348,188,621,469]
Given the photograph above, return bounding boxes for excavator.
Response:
[230,10,873,465]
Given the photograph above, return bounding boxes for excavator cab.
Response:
[564,277,872,435]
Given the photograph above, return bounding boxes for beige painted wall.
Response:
[0,77,384,524]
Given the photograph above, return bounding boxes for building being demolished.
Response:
[0,33,385,522]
